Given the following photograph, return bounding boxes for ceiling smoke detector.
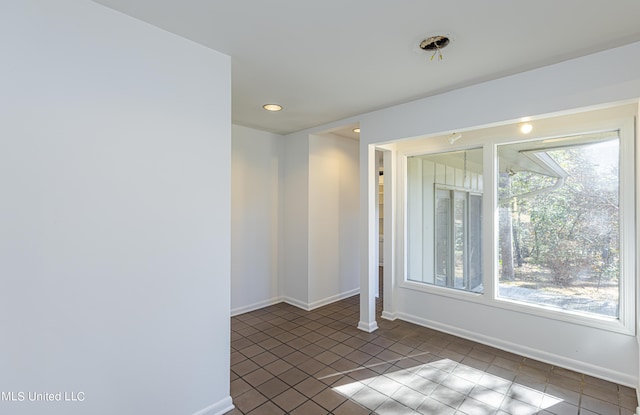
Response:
[419,35,450,60]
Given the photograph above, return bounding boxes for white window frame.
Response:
[398,114,636,336]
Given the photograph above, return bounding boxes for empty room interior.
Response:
[3,1,640,415]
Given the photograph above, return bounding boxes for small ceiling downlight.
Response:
[263,104,282,112]
[520,123,533,134]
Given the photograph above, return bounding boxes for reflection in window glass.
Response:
[468,194,483,290]
[497,134,620,318]
[407,148,483,293]
[453,192,466,289]
[435,189,451,286]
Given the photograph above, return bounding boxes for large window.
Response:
[497,133,620,318]
[403,111,635,329]
[407,148,483,293]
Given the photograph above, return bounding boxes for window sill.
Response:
[400,279,488,303]
[398,279,634,336]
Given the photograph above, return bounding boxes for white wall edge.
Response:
[308,289,360,311]
[192,396,234,415]
[396,312,638,388]
[231,297,283,317]
[381,311,397,321]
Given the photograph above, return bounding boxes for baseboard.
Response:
[282,296,311,311]
[381,310,397,321]
[358,320,379,333]
[307,288,360,310]
[192,396,234,415]
[282,289,360,312]
[231,297,283,317]
[396,312,638,388]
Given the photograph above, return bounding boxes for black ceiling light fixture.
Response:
[419,35,450,60]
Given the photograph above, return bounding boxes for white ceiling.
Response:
[94,0,640,135]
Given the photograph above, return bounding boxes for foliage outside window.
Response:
[497,134,620,318]
[402,107,635,331]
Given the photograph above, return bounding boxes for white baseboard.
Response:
[381,310,397,321]
[282,288,360,312]
[307,288,360,310]
[231,297,283,316]
[282,296,311,311]
[358,320,379,333]
[192,396,234,415]
[396,312,638,388]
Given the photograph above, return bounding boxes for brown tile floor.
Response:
[228,296,637,415]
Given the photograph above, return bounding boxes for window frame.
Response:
[397,114,636,336]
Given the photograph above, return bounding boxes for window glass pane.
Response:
[454,192,466,289]
[497,134,620,318]
[407,148,483,293]
[468,194,483,291]
[435,189,451,286]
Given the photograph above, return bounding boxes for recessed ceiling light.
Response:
[520,123,533,134]
[353,128,360,133]
[263,104,282,112]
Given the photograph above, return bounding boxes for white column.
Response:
[358,143,379,332]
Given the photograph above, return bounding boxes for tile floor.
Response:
[228,295,637,415]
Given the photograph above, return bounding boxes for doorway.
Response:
[376,146,395,321]
[376,150,384,300]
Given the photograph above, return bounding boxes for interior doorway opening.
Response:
[376,146,396,322]
[376,150,384,299]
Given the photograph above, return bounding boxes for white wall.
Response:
[279,131,361,310]
[0,2,232,414]
[232,128,360,313]
[231,125,283,315]
[360,41,640,145]
[281,133,310,306]
[308,134,360,307]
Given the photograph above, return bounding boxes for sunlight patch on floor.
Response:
[330,355,563,414]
